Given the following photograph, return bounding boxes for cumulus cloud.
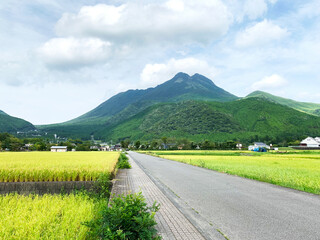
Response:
[251,74,288,90]
[55,1,232,45]
[39,1,233,70]
[235,19,289,48]
[229,0,278,22]
[140,57,217,87]
[39,37,112,69]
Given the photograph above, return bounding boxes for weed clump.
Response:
[85,192,161,240]
[117,153,131,169]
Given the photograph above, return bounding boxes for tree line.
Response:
[0,133,98,151]
[121,135,306,150]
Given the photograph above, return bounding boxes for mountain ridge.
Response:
[0,110,36,134]
[0,110,8,116]
[95,97,320,142]
[246,90,320,116]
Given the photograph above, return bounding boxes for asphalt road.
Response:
[129,152,320,240]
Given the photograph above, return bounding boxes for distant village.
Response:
[51,136,320,152]
[1,131,320,152]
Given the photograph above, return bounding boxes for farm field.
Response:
[0,152,119,182]
[0,193,95,239]
[146,150,320,194]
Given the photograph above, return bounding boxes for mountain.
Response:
[246,91,320,116]
[0,110,36,133]
[99,98,320,142]
[38,73,238,136]
[68,72,238,124]
[38,73,320,142]
[0,110,8,115]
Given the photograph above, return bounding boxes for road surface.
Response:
[129,152,320,240]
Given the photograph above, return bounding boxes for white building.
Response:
[101,145,110,151]
[300,137,320,148]
[51,146,68,152]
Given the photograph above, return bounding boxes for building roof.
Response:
[51,146,67,149]
[300,137,319,145]
[254,142,268,146]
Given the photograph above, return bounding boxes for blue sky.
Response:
[0,0,319,124]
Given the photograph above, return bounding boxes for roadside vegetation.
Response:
[85,193,160,240]
[148,150,320,195]
[117,152,131,169]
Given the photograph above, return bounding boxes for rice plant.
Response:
[0,193,95,239]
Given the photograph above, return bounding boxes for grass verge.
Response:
[117,153,131,169]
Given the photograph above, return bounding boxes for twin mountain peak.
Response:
[74,72,237,122]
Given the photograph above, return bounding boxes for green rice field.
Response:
[0,152,119,182]
[147,150,320,194]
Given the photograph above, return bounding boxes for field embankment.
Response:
[146,150,320,194]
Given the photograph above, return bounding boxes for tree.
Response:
[2,136,23,151]
[151,140,158,149]
[161,137,168,149]
[134,141,141,149]
[120,139,130,149]
[201,140,211,150]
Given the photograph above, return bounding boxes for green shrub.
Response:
[90,173,112,199]
[85,192,161,240]
[117,153,131,169]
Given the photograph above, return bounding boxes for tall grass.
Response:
[0,152,119,182]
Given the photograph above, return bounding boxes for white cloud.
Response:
[268,0,278,4]
[55,1,232,45]
[235,19,289,48]
[251,74,288,90]
[140,57,217,87]
[227,0,278,22]
[39,37,112,69]
[166,0,185,12]
[243,0,267,20]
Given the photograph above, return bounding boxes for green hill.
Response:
[0,110,36,133]
[246,91,320,116]
[98,98,320,142]
[41,98,320,142]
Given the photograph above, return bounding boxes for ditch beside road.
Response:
[129,151,320,240]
